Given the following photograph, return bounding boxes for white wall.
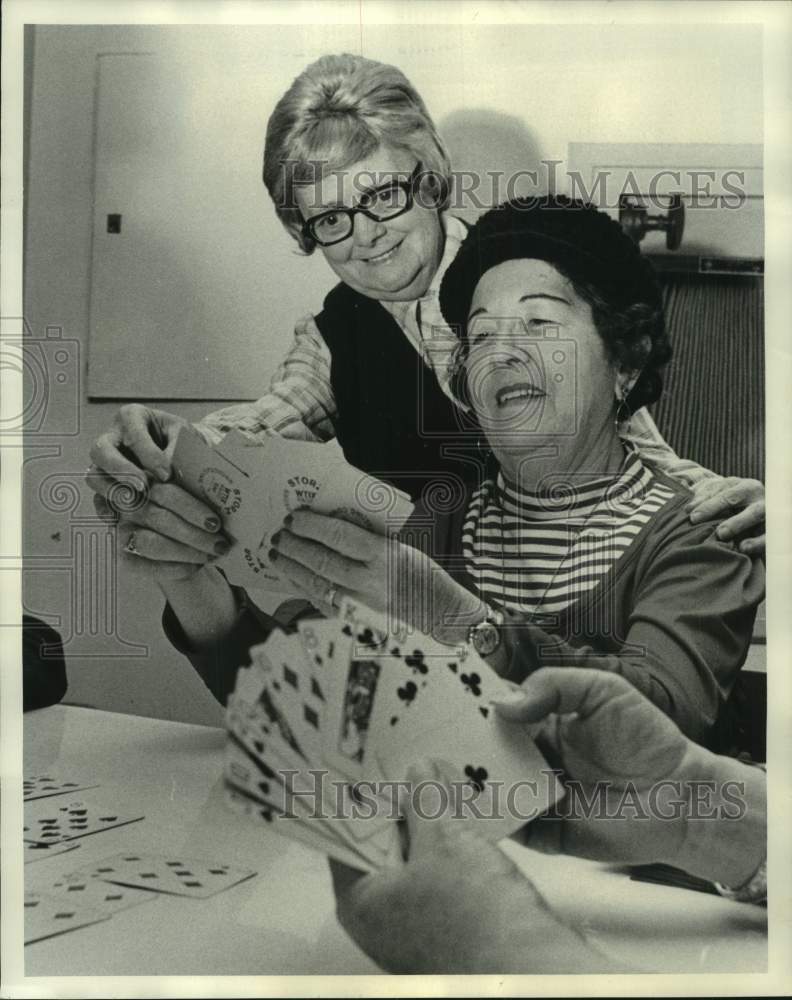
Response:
[23,22,763,724]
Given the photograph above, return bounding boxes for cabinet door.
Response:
[88,53,333,399]
[567,142,763,261]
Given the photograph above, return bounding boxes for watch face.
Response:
[472,622,500,657]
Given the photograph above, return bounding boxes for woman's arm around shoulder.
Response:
[496,485,764,741]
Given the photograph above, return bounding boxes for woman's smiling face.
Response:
[294,146,444,302]
[463,258,617,461]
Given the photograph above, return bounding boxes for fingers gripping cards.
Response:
[172,428,414,591]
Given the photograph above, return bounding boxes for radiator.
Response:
[650,274,764,483]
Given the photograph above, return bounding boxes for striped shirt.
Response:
[195,215,715,489]
[462,446,676,616]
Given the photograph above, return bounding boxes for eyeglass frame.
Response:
[299,161,426,248]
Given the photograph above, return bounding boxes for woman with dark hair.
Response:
[85,55,764,662]
[268,197,764,743]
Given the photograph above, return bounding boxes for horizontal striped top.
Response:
[462,445,676,617]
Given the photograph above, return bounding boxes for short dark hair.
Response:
[441,196,672,414]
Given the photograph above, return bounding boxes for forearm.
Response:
[497,525,762,743]
[433,599,681,710]
[159,568,250,705]
[160,576,315,705]
[158,566,241,648]
[370,891,629,974]
[665,748,766,888]
[195,316,337,445]
[499,620,687,730]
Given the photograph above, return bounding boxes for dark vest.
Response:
[314,282,486,503]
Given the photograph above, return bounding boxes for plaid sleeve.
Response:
[195,314,337,445]
[622,407,721,487]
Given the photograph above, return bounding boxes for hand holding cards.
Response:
[172,428,414,592]
[222,598,562,871]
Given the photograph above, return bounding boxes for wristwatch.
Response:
[467,606,504,658]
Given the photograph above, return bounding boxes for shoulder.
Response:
[321,281,356,312]
[319,281,378,318]
[634,470,762,588]
[634,470,711,550]
[314,282,383,342]
[641,461,691,496]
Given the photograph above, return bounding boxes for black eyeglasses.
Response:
[300,162,425,247]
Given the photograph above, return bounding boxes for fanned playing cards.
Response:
[223,597,562,872]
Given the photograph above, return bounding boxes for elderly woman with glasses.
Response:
[84,55,764,707]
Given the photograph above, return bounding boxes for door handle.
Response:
[619,194,684,250]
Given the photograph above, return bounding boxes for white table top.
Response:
[20,705,767,976]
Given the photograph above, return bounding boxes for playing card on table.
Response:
[31,872,156,915]
[74,852,256,899]
[23,775,99,801]
[24,839,81,865]
[24,892,110,945]
[24,798,144,844]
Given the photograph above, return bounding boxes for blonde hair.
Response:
[263,53,452,252]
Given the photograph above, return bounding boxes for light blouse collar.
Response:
[381,213,468,317]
